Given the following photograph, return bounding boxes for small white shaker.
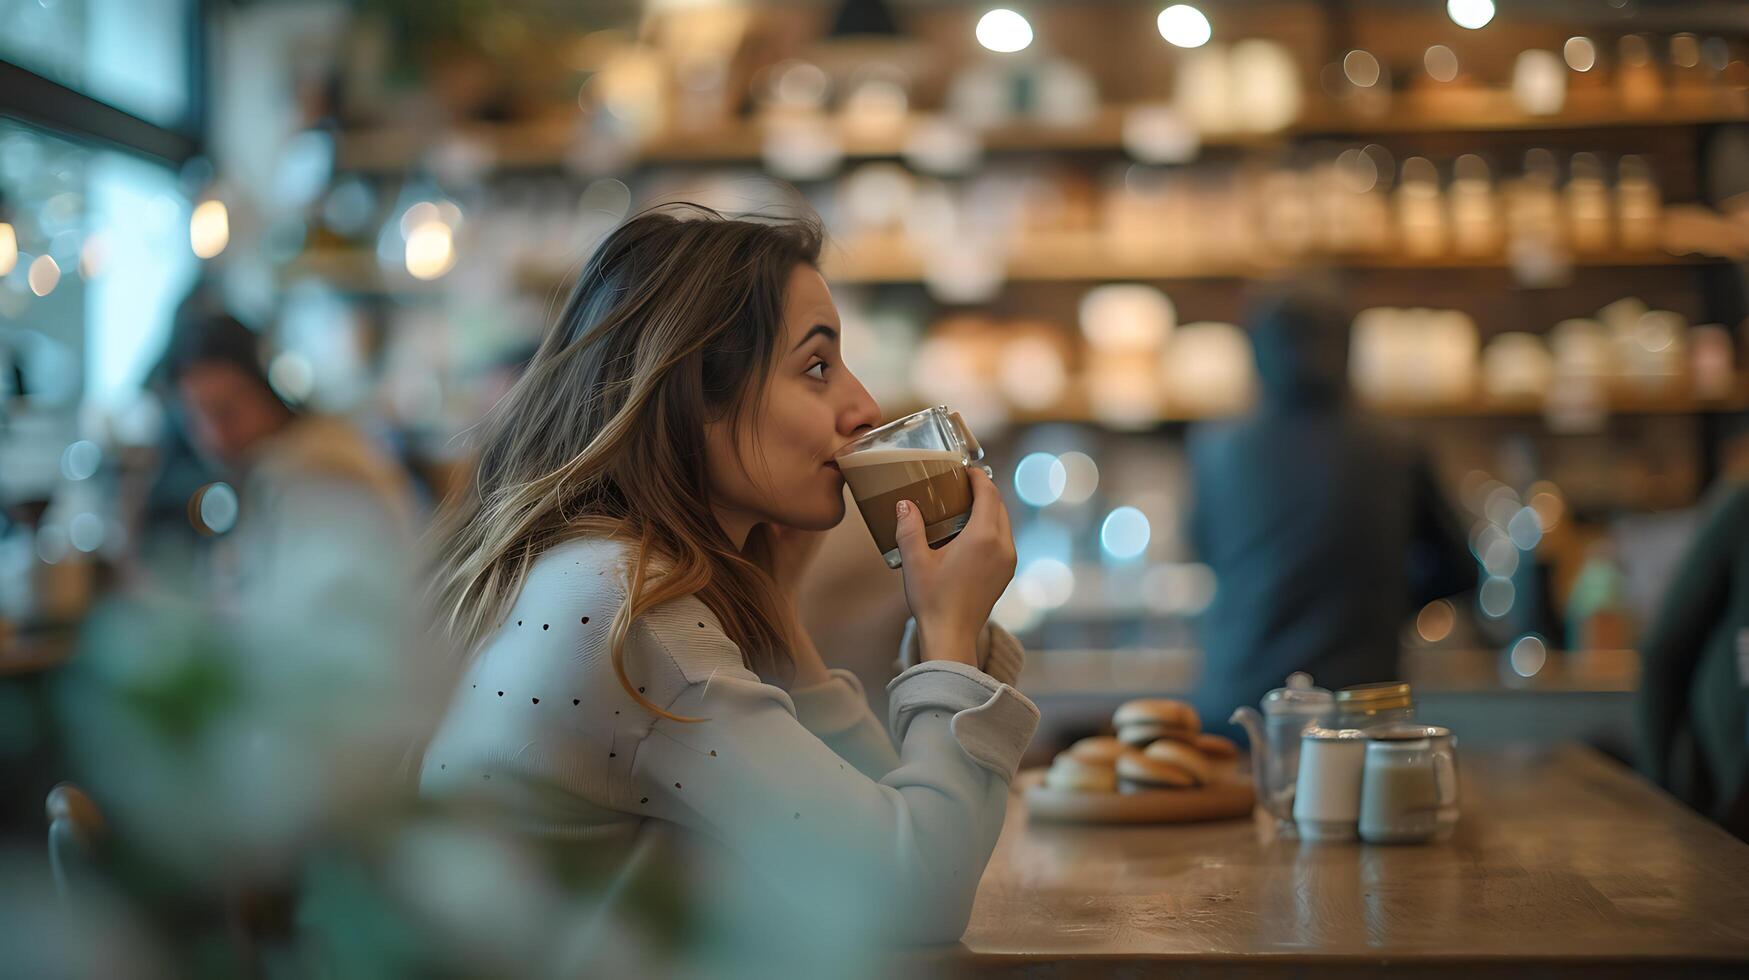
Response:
[1292,727,1368,841]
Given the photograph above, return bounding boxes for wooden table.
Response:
[942,745,1749,978]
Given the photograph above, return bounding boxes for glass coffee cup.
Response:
[834,406,989,568]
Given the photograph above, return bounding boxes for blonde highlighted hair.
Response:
[427,204,823,720]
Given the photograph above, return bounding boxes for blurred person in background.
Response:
[420,205,1033,975]
[1636,480,1749,841]
[1187,284,1473,737]
[152,300,419,613]
[36,303,432,976]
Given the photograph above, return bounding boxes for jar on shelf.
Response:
[1336,681,1415,730]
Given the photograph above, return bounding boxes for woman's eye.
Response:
[805,360,827,380]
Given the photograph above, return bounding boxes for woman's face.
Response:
[705,264,881,538]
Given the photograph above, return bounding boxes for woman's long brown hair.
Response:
[426,204,822,720]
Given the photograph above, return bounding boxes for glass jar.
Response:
[1336,681,1415,730]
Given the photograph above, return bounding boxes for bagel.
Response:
[1112,699,1200,742]
[1045,755,1118,793]
[1115,748,1198,791]
[1143,739,1211,785]
[1115,722,1172,748]
[1063,735,1125,766]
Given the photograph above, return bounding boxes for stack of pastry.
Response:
[1044,697,1240,794]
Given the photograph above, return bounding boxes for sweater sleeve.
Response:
[785,668,902,780]
[896,619,1026,686]
[627,617,1038,945]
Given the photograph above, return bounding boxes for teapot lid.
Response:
[1262,671,1334,710]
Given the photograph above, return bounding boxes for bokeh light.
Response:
[1014,452,1068,507]
[1056,451,1100,505]
[1529,483,1565,531]
[1509,634,1548,677]
[1507,506,1543,551]
[28,254,61,296]
[1100,506,1151,560]
[1563,37,1597,72]
[269,352,316,403]
[1416,599,1456,643]
[1482,537,1520,578]
[1479,576,1515,618]
[1017,557,1075,609]
[1671,33,1700,69]
[190,482,239,536]
[1471,522,1507,562]
[60,440,101,481]
[405,221,456,280]
[770,59,830,108]
[0,222,15,276]
[1447,0,1495,30]
[399,202,441,237]
[69,512,105,553]
[1424,44,1459,82]
[1343,50,1381,88]
[1157,5,1212,49]
[1484,485,1521,528]
[975,9,1033,54]
[189,199,229,259]
[991,583,1043,633]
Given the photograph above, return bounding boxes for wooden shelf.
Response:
[1366,390,1749,419]
[988,392,1749,426]
[286,243,1721,299]
[334,89,1749,173]
[815,235,1730,284]
[288,243,1734,293]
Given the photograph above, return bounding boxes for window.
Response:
[0,119,197,412]
[0,0,196,130]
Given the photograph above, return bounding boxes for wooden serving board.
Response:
[1020,769,1256,825]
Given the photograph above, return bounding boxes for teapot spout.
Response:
[1228,706,1281,819]
[1228,705,1265,750]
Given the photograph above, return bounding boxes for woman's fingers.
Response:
[963,466,1002,538]
[893,498,931,570]
[970,468,1014,562]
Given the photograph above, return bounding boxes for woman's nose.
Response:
[841,378,881,435]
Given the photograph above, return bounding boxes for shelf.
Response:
[981,391,1749,427]
[288,243,1729,298]
[1362,390,1749,419]
[814,235,1730,284]
[334,89,1749,173]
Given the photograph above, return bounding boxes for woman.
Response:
[420,205,1035,957]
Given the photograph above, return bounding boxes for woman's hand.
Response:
[892,467,1016,666]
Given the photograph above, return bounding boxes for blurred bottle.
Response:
[1566,540,1635,651]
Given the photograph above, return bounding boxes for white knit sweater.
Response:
[418,536,1038,946]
